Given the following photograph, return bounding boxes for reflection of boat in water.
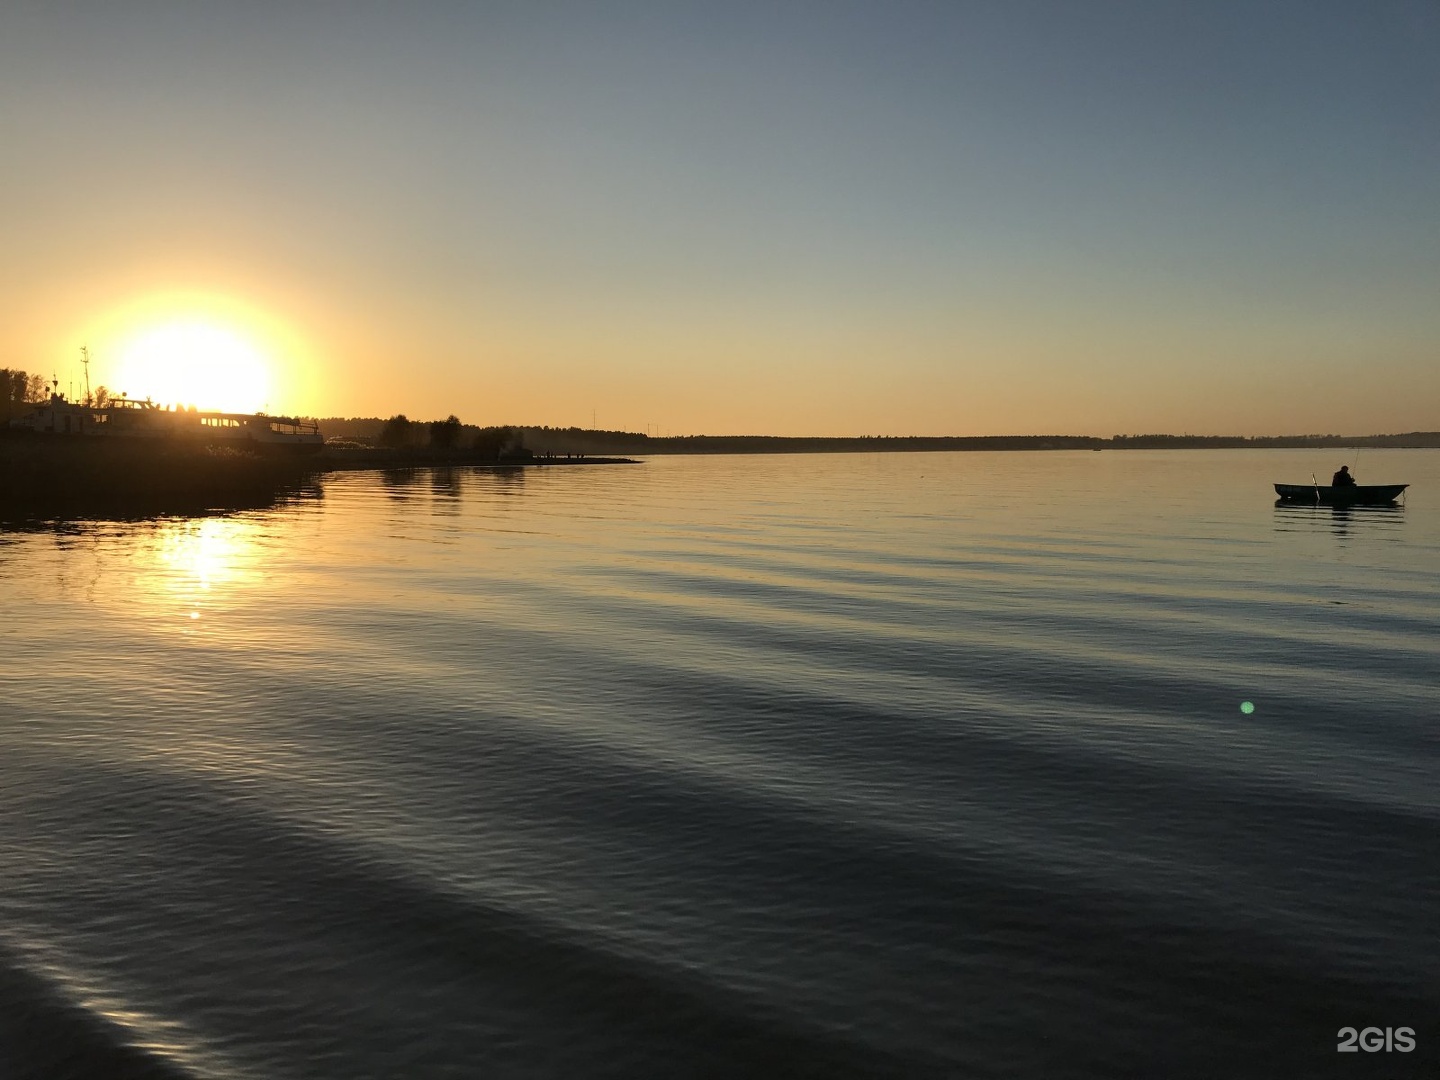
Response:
[1274,483,1407,505]
[9,394,323,455]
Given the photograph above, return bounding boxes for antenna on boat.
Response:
[80,345,92,406]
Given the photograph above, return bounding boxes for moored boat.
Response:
[1274,482,1407,505]
[9,393,323,455]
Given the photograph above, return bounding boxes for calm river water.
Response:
[2,449,1437,1079]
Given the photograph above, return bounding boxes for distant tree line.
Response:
[521,430,1440,453]
[321,414,527,461]
[314,417,1440,458]
[493,430,1440,455]
[1106,432,1440,449]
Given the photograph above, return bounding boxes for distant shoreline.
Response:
[312,419,1440,458]
[315,426,1440,459]
[568,433,1440,454]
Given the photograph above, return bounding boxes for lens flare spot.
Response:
[1240,701,1255,714]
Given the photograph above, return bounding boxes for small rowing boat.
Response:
[1274,483,1407,505]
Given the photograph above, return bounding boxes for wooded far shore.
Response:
[319,420,1440,458]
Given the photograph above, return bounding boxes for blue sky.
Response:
[3,1,1437,434]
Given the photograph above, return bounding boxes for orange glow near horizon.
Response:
[77,294,319,416]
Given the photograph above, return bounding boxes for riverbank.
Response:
[0,436,639,521]
[0,436,320,520]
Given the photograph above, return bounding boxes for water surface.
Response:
[2,450,1436,1078]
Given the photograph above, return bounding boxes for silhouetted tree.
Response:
[378,414,414,448]
[0,368,44,422]
[428,414,463,450]
[472,425,517,461]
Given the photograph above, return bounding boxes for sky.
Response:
[2,0,1437,436]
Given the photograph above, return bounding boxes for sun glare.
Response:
[114,322,274,413]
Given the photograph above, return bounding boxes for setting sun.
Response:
[113,321,274,413]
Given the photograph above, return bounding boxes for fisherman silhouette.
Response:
[1331,465,1356,487]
